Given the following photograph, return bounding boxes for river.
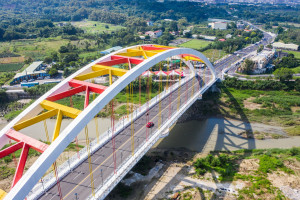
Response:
[1,117,300,151]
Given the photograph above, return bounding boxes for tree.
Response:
[241,59,255,74]
[24,57,33,64]
[184,32,192,38]
[257,44,264,53]
[48,67,58,77]
[273,68,294,82]
[84,41,91,51]
[44,57,52,64]
[59,46,68,53]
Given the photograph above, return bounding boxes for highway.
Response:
[39,75,206,200]
[38,30,273,200]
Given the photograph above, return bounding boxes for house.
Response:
[146,21,154,26]
[145,30,162,38]
[192,34,198,39]
[237,23,245,30]
[183,29,190,35]
[209,22,227,30]
[145,31,154,37]
[154,30,163,38]
[199,35,216,41]
[225,34,232,39]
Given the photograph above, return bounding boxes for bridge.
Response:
[0,33,271,200]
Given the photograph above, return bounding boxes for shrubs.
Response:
[222,77,300,91]
[193,154,237,181]
[258,155,284,173]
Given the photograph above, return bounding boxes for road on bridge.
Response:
[39,75,207,200]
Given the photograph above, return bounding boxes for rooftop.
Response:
[14,61,44,79]
[100,46,123,55]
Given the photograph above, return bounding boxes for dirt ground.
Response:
[243,97,262,110]
[108,150,300,200]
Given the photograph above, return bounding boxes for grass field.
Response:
[292,66,300,74]
[63,21,125,34]
[283,50,300,59]
[179,39,212,49]
[0,37,69,60]
[202,49,228,62]
[0,63,24,72]
[207,86,300,135]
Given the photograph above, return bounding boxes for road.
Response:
[39,75,207,200]
[38,30,273,200]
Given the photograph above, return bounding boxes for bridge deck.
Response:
[39,76,206,200]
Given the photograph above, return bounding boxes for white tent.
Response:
[154,70,167,76]
[142,70,154,77]
[167,70,181,76]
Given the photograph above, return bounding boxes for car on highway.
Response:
[146,122,154,128]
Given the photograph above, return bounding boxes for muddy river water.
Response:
[1,117,300,152]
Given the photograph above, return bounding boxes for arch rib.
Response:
[4,45,216,200]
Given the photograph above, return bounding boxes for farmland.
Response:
[0,63,23,72]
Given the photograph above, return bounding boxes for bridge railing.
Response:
[89,74,217,200]
[27,74,195,200]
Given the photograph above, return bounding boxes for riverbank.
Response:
[107,148,300,200]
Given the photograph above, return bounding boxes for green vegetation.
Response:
[202,81,300,131]
[273,68,294,82]
[291,66,300,74]
[193,153,238,181]
[0,63,23,72]
[202,49,227,62]
[0,72,15,85]
[283,50,300,59]
[194,148,300,199]
[0,166,15,180]
[69,21,125,34]
[179,39,212,49]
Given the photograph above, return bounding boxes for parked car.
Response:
[37,77,44,80]
[146,122,154,128]
[28,79,35,82]
[21,80,27,83]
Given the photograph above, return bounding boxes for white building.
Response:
[273,42,299,51]
[209,22,227,30]
[250,50,275,74]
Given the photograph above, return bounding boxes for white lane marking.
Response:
[73,172,82,180]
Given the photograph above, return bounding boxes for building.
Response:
[250,50,275,74]
[11,61,48,84]
[154,30,163,38]
[225,34,232,39]
[199,35,216,41]
[100,46,123,55]
[145,30,162,38]
[272,42,299,51]
[146,21,154,26]
[209,22,227,30]
[237,22,245,30]
[183,29,191,35]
